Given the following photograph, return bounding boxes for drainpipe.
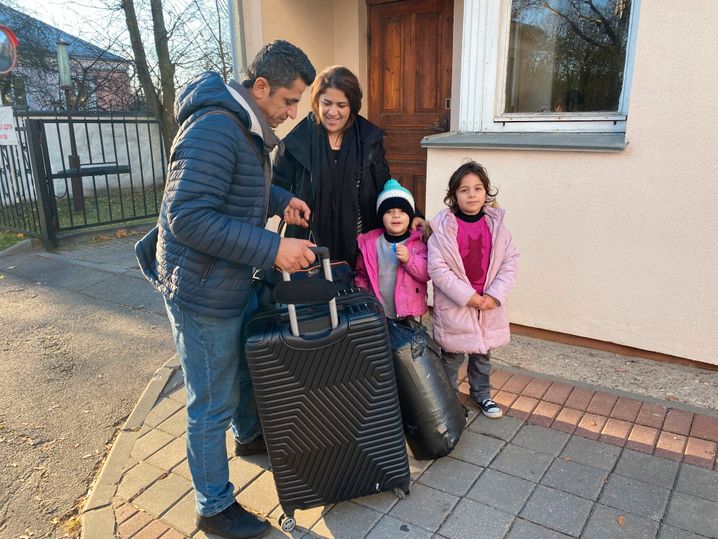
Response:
[229,0,247,81]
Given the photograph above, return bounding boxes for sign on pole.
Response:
[0,106,18,145]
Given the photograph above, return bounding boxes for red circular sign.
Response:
[0,26,19,75]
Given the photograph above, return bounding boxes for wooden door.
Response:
[367,0,453,215]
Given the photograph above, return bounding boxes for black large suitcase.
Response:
[245,249,410,533]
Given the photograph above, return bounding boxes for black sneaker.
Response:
[475,398,503,419]
[235,434,267,456]
[196,501,270,538]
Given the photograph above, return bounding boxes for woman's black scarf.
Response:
[310,118,362,266]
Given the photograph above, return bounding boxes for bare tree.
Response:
[121,0,176,153]
[509,0,631,111]
[118,0,232,154]
[5,0,233,154]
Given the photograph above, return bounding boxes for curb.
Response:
[80,355,180,538]
[56,221,154,249]
[496,362,718,418]
[0,237,41,257]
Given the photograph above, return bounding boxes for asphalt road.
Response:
[0,232,174,538]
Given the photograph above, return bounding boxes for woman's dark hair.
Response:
[310,66,363,128]
[444,160,498,212]
[242,40,316,92]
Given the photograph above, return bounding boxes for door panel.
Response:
[368,0,453,215]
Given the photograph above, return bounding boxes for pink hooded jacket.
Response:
[428,206,519,354]
[355,228,429,318]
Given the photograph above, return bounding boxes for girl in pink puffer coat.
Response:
[428,161,519,419]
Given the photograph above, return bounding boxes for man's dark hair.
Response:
[242,40,315,92]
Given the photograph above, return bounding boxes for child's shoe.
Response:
[475,398,503,419]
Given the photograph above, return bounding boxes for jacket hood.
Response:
[175,71,246,125]
[482,205,505,230]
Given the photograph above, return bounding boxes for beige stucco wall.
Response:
[241,0,367,229]
[250,0,367,138]
[257,0,333,138]
[332,0,368,94]
[426,1,718,364]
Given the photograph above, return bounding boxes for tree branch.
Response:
[543,2,605,48]
[585,0,619,47]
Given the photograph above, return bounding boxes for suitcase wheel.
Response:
[393,487,406,500]
[279,513,296,533]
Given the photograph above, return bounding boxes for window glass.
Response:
[504,0,632,114]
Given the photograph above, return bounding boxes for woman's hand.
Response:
[283,198,311,228]
[411,216,426,231]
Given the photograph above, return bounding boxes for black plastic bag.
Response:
[391,320,466,460]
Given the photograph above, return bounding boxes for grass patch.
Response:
[0,201,41,235]
[54,185,164,228]
[0,185,163,233]
[0,230,26,251]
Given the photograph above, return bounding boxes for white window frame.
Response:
[458,0,641,133]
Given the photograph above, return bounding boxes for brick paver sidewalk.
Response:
[84,363,718,539]
[485,367,718,468]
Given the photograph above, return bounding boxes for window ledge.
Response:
[421,131,627,152]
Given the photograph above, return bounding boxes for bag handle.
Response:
[276,246,339,337]
[278,213,323,246]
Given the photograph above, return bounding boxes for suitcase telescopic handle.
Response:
[281,246,339,337]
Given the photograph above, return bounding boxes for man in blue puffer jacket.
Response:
[136,41,316,538]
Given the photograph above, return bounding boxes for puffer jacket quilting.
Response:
[428,206,519,354]
[355,228,429,318]
[136,71,293,317]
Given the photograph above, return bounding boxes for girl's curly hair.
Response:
[444,161,498,212]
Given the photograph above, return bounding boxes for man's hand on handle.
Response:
[275,238,316,273]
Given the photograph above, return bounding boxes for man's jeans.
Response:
[441,351,492,402]
[164,296,261,517]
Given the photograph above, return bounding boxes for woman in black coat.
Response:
[273,65,420,267]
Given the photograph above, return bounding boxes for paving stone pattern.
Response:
[110,367,718,538]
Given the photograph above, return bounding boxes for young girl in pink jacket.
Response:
[428,162,519,418]
[355,180,429,334]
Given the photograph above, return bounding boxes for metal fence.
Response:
[0,110,166,245]
[0,111,41,235]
